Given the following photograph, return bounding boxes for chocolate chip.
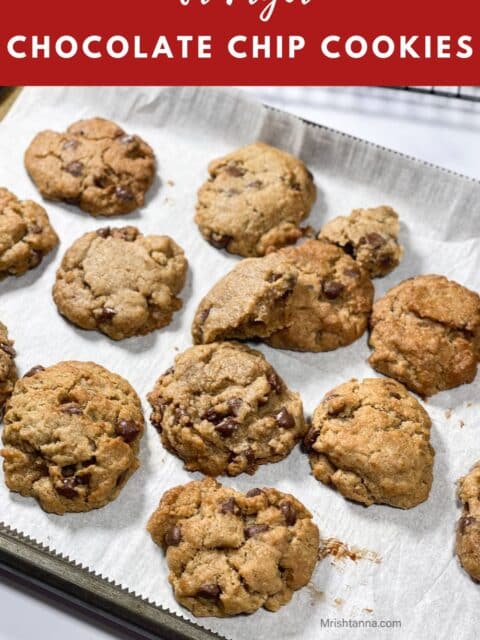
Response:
[391,392,402,400]
[65,161,84,177]
[60,403,83,415]
[202,408,225,425]
[344,267,360,279]
[280,501,297,526]
[219,497,239,514]
[96,227,111,238]
[246,488,263,498]
[197,584,221,600]
[82,457,96,467]
[343,241,355,257]
[0,343,16,357]
[116,186,135,202]
[459,516,476,534]
[61,465,76,477]
[215,417,238,438]
[62,139,79,151]
[164,525,182,546]
[56,478,78,499]
[379,255,393,268]
[247,180,263,189]
[76,473,91,486]
[63,196,81,206]
[244,524,269,539]
[209,233,231,250]
[302,428,320,453]
[225,164,245,177]
[267,371,282,394]
[244,447,256,469]
[227,397,242,415]
[365,232,386,249]
[30,224,43,234]
[115,419,141,443]
[23,365,45,377]
[274,407,295,429]
[200,308,211,323]
[322,280,345,300]
[291,181,302,191]
[95,307,117,322]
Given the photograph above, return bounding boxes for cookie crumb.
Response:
[318,538,381,564]
[445,408,453,419]
[363,608,374,614]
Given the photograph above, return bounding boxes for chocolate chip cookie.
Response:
[0,187,58,278]
[304,378,434,509]
[369,275,480,397]
[318,205,403,278]
[0,322,17,415]
[456,462,480,581]
[1,361,144,515]
[195,142,316,257]
[25,118,155,216]
[147,477,319,617]
[53,226,188,340]
[148,342,305,476]
[192,239,374,352]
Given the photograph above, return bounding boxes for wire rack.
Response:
[389,86,480,102]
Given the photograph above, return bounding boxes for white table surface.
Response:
[1,86,479,640]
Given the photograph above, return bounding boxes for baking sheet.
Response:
[0,86,479,640]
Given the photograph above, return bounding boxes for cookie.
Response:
[192,239,374,352]
[195,142,316,257]
[53,226,188,340]
[368,275,480,397]
[0,187,58,278]
[304,378,434,509]
[147,477,319,617]
[148,342,305,476]
[318,205,403,278]
[456,462,480,581]
[1,361,144,515]
[25,117,155,216]
[0,322,17,415]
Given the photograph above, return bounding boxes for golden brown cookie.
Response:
[195,142,316,256]
[25,117,155,216]
[53,226,188,340]
[0,187,58,279]
[148,342,305,476]
[147,477,319,617]
[304,378,434,508]
[368,275,480,397]
[456,462,480,581]
[0,322,17,415]
[1,361,144,515]
[192,239,374,352]
[318,205,403,277]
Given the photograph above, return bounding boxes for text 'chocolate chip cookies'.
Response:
[192,239,374,352]
[1,361,144,515]
[147,477,319,617]
[148,342,305,476]
[53,226,188,340]
[305,378,434,508]
[0,187,59,279]
[25,117,155,216]
[456,462,480,581]
[195,142,316,257]
[369,274,480,396]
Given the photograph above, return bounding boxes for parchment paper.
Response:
[1,86,479,640]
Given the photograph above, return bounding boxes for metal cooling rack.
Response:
[388,86,480,102]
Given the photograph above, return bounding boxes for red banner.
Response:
[0,0,478,84]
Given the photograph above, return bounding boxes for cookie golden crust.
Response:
[195,142,316,257]
[53,226,188,341]
[0,322,17,414]
[318,205,403,278]
[147,477,319,617]
[192,239,374,352]
[368,275,480,397]
[1,361,144,515]
[456,463,480,582]
[0,187,59,279]
[25,117,155,216]
[148,342,305,476]
[305,378,434,509]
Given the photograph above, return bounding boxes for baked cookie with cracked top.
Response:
[25,117,155,216]
[192,239,374,352]
[0,322,17,415]
[53,226,188,340]
[0,187,58,279]
[456,462,480,581]
[195,142,316,257]
[304,378,434,508]
[148,342,305,476]
[147,477,319,617]
[369,275,480,397]
[318,205,403,278]
[1,361,144,515]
